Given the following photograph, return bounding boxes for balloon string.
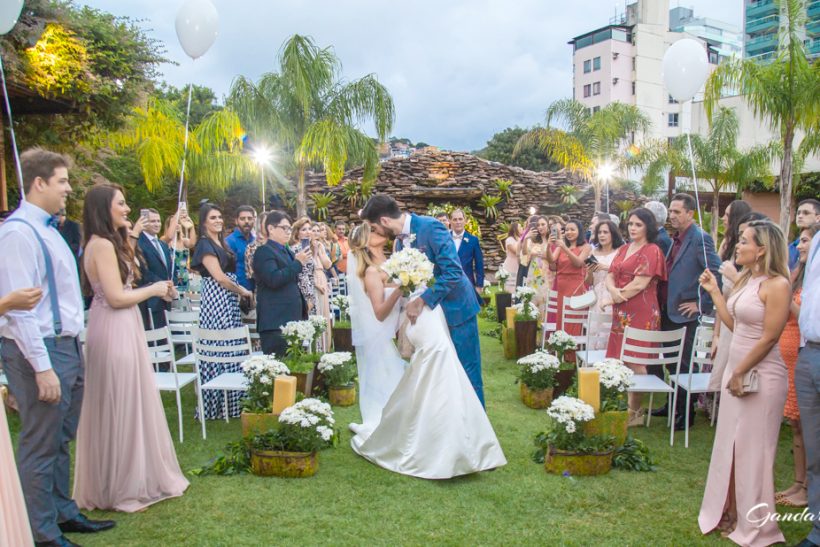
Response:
[171,82,194,285]
[0,56,24,203]
[685,130,710,320]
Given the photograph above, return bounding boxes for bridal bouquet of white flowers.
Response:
[275,398,338,452]
[495,266,510,290]
[381,247,435,297]
[593,358,634,412]
[317,352,356,387]
[517,350,560,389]
[514,286,537,320]
[240,355,290,413]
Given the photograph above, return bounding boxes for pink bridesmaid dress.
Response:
[698,275,787,546]
[0,396,34,546]
[73,278,189,512]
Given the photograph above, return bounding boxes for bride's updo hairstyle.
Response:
[349,223,376,281]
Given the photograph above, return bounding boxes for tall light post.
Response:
[596,162,615,214]
[252,146,272,212]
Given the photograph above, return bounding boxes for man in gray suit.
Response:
[654,193,722,430]
[0,148,114,547]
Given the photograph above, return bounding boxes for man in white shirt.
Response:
[796,227,820,547]
[450,209,484,298]
[0,148,115,546]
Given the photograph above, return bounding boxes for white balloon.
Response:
[175,0,219,60]
[662,38,710,102]
[0,0,24,35]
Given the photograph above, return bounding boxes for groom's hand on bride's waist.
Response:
[405,297,425,325]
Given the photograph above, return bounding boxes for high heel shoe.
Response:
[627,408,645,427]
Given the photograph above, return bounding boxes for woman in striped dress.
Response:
[191,203,254,419]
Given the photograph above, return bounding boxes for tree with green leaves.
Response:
[155,83,221,127]
[228,34,395,217]
[475,127,558,172]
[514,99,651,213]
[704,0,820,231]
[633,107,776,240]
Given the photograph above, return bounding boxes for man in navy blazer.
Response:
[253,211,311,357]
[362,195,486,407]
[450,209,484,304]
[656,193,722,429]
[137,209,173,329]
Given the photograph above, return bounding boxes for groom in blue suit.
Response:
[361,195,485,407]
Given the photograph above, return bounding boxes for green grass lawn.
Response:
[8,318,813,545]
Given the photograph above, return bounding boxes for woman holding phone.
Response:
[311,222,333,350]
[161,206,197,292]
[290,217,317,315]
[544,218,591,332]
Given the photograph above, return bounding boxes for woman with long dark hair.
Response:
[522,216,552,317]
[604,207,667,426]
[501,221,521,293]
[73,184,188,512]
[191,202,253,420]
[545,218,591,332]
[588,220,625,348]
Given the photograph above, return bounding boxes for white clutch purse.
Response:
[741,369,759,393]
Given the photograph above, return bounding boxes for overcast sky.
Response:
[80,0,742,151]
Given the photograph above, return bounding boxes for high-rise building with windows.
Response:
[669,6,743,62]
[744,0,820,61]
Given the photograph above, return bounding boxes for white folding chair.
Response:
[337,273,348,296]
[166,310,199,358]
[539,289,559,348]
[620,326,687,433]
[561,296,590,350]
[669,325,718,447]
[241,310,260,350]
[195,326,252,439]
[587,309,613,351]
[145,327,201,443]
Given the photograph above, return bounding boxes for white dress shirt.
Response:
[0,201,84,372]
[798,231,820,344]
[147,233,167,267]
[452,230,465,252]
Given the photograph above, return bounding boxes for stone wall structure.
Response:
[304,149,637,271]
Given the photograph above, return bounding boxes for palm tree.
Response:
[514,99,651,213]
[633,107,776,240]
[107,97,253,193]
[704,0,820,231]
[228,34,395,217]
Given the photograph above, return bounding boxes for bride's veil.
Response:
[346,252,387,346]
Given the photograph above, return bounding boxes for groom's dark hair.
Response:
[361,194,402,222]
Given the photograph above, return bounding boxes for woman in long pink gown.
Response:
[698,221,792,546]
[0,286,43,547]
[73,184,189,512]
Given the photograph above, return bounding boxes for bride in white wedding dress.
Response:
[348,224,507,479]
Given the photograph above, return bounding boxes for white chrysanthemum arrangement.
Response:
[275,398,337,451]
[593,358,634,412]
[317,351,356,387]
[330,294,350,322]
[495,266,510,290]
[514,286,537,320]
[381,247,435,297]
[546,330,578,363]
[517,350,560,389]
[240,355,290,413]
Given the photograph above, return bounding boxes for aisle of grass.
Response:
[8,318,812,545]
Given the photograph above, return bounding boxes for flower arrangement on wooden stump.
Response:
[494,266,512,322]
[239,355,290,437]
[282,319,323,395]
[330,294,353,351]
[546,330,578,395]
[534,396,615,476]
[318,352,357,406]
[517,350,560,409]
[583,359,634,446]
[249,398,338,478]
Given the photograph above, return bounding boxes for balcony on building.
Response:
[746,0,778,19]
[568,25,632,52]
[746,13,779,34]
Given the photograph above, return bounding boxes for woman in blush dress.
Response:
[73,184,189,512]
[311,222,333,351]
[588,220,624,349]
[603,208,667,426]
[0,287,42,547]
[501,221,521,293]
[698,220,791,545]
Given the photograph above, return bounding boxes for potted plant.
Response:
[249,398,337,478]
[546,330,579,396]
[494,266,512,323]
[513,286,538,357]
[239,355,291,437]
[535,396,615,476]
[318,352,357,406]
[330,294,352,351]
[282,319,321,395]
[517,350,560,409]
[480,280,493,307]
[583,359,634,446]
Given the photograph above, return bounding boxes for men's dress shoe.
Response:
[793,539,820,547]
[651,405,668,417]
[35,535,81,547]
[58,514,116,534]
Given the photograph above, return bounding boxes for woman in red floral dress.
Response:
[604,208,667,426]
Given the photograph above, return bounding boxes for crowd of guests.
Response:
[0,145,818,547]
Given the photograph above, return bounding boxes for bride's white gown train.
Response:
[351,305,507,479]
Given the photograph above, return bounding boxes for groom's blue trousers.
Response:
[450,316,485,408]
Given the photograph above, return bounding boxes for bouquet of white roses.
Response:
[317,351,356,387]
[381,247,435,297]
[547,330,577,362]
[495,266,510,290]
[240,355,290,413]
[514,286,537,321]
[517,350,560,389]
[593,358,634,412]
